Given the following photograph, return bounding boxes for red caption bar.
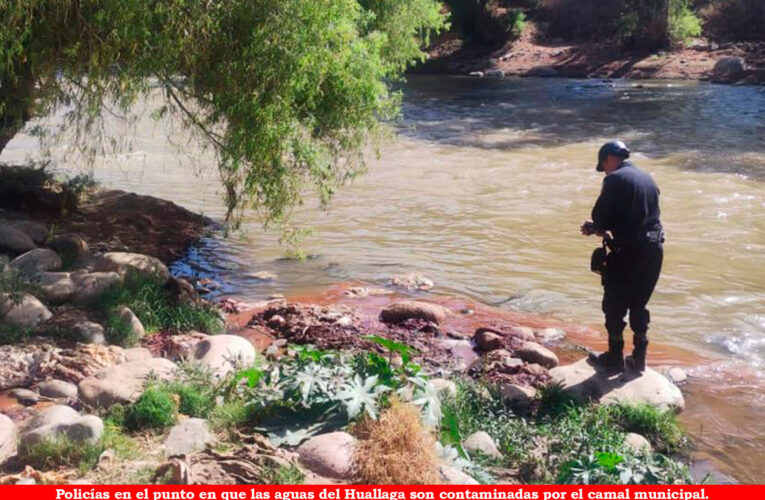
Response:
[0,484,748,500]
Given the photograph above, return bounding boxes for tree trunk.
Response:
[0,67,35,156]
[633,0,670,50]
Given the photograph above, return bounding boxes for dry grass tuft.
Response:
[354,399,441,484]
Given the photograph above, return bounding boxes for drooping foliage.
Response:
[0,1,445,230]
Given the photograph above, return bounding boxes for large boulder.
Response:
[37,379,79,400]
[0,224,36,255]
[549,357,685,412]
[0,293,52,328]
[94,252,169,283]
[20,405,103,448]
[192,335,255,378]
[463,431,501,459]
[0,414,17,465]
[165,418,214,457]
[10,221,49,246]
[438,465,479,485]
[516,341,559,368]
[71,271,121,304]
[38,272,76,304]
[10,248,62,274]
[498,383,537,410]
[73,321,106,345]
[711,57,746,83]
[473,329,503,352]
[379,301,449,325]
[297,432,357,479]
[78,357,177,408]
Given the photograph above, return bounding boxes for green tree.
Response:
[0,0,445,230]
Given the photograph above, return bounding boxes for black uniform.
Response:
[591,160,663,349]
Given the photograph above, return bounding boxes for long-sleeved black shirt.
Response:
[591,160,662,245]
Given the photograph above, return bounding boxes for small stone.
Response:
[498,384,537,409]
[665,367,688,385]
[389,273,434,291]
[251,271,277,281]
[165,418,214,457]
[10,388,39,406]
[0,293,52,328]
[193,335,256,378]
[116,306,146,339]
[335,316,353,327]
[485,69,505,78]
[516,341,559,368]
[297,432,357,479]
[0,223,37,255]
[469,71,484,77]
[48,233,90,262]
[380,301,449,325]
[74,321,106,345]
[463,431,501,458]
[38,272,75,304]
[10,248,62,274]
[267,315,286,329]
[509,326,536,342]
[624,432,652,452]
[38,379,78,400]
[438,465,478,485]
[446,330,467,340]
[535,327,566,343]
[525,363,549,377]
[460,308,474,315]
[473,329,503,352]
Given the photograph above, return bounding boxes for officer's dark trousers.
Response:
[602,242,663,346]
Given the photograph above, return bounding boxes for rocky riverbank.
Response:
[416,22,765,85]
[0,171,694,485]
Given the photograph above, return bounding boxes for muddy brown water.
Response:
[3,76,765,482]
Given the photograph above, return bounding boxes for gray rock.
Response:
[10,388,39,406]
[0,293,52,328]
[10,221,49,246]
[38,272,76,304]
[535,327,566,343]
[486,69,505,78]
[712,57,746,82]
[510,326,536,341]
[549,357,685,412]
[438,465,479,485]
[0,414,17,465]
[79,357,177,408]
[11,248,62,274]
[251,271,277,281]
[38,379,78,400]
[123,347,154,362]
[665,366,688,385]
[297,432,357,479]
[116,306,146,339]
[498,383,537,410]
[94,252,169,283]
[193,334,256,378]
[516,341,559,368]
[469,71,484,77]
[165,418,214,457]
[74,321,106,345]
[463,431,501,458]
[0,224,37,255]
[624,432,651,452]
[389,273,434,291]
[71,272,121,304]
[380,301,449,325]
[21,406,103,448]
[48,233,89,263]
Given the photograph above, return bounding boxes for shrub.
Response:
[159,362,220,418]
[669,0,702,43]
[124,386,178,431]
[355,399,440,484]
[97,271,224,335]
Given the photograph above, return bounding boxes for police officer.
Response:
[581,140,664,374]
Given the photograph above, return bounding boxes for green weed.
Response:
[124,385,178,431]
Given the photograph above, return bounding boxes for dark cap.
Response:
[596,140,630,172]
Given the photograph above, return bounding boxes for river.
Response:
[3,75,765,483]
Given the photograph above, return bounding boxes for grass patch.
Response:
[158,362,220,418]
[124,385,178,431]
[441,380,692,484]
[96,271,224,336]
[104,310,141,347]
[0,322,33,345]
[262,465,305,485]
[21,436,104,473]
[209,400,259,436]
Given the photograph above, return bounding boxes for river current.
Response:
[3,75,765,482]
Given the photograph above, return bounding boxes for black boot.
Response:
[589,340,624,375]
[626,335,648,374]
